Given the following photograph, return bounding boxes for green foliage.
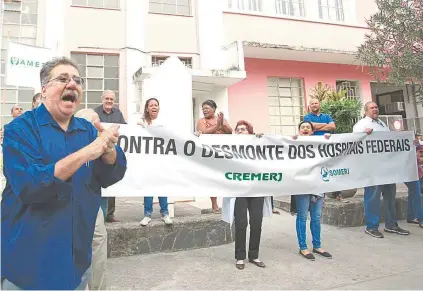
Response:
[357,0,423,101]
[321,98,362,134]
[309,82,332,102]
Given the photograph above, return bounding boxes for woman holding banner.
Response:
[138,98,173,226]
[290,121,332,261]
[218,120,272,270]
[196,100,233,214]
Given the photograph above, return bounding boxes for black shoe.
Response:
[236,261,245,270]
[299,250,315,261]
[365,228,384,238]
[384,225,410,235]
[248,259,266,268]
[313,249,332,259]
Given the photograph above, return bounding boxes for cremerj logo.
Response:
[320,167,350,182]
[225,172,283,182]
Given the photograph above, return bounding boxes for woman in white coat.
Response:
[221,120,272,270]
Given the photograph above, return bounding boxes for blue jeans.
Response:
[295,195,324,250]
[405,180,423,221]
[144,197,168,217]
[364,184,397,230]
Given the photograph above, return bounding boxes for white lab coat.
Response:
[221,196,273,226]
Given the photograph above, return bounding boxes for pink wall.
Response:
[228,58,374,133]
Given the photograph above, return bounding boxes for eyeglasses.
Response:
[45,75,85,86]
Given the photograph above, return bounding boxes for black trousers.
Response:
[107,197,115,218]
[234,197,264,260]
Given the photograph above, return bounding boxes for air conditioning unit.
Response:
[384,102,405,113]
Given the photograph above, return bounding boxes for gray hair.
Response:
[11,104,21,114]
[74,109,99,123]
[101,90,116,99]
[40,57,80,86]
[364,101,377,112]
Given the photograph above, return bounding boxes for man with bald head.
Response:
[11,104,24,119]
[353,101,410,238]
[303,98,336,135]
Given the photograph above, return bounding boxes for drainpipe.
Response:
[410,83,420,133]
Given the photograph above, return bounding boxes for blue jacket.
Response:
[1,104,127,290]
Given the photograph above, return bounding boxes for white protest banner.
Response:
[5,42,54,89]
[102,125,417,197]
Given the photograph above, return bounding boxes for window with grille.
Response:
[275,0,305,17]
[1,0,38,127]
[268,77,305,135]
[318,0,344,21]
[152,56,192,69]
[70,53,120,111]
[149,0,191,16]
[71,0,120,9]
[336,80,361,101]
[228,0,262,12]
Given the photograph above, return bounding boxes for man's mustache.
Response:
[61,90,79,102]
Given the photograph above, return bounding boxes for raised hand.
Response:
[194,130,202,137]
[365,128,373,135]
[217,112,224,127]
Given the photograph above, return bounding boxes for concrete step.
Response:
[106,198,233,258]
[273,186,410,227]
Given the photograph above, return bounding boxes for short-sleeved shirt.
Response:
[94,105,126,124]
[303,112,334,135]
[352,116,390,133]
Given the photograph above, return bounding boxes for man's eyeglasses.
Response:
[45,75,85,86]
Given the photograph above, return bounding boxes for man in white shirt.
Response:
[353,101,410,238]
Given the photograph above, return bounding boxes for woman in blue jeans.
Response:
[137,98,172,226]
[291,121,332,261]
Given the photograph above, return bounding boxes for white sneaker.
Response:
[140,216,151,226]
[162,215,173,225]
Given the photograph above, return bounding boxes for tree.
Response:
[357,0,423,101]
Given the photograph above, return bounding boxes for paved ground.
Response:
[107,208,423,290]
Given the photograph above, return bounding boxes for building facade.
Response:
[1,0,421,133]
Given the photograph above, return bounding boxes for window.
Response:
[152,56,192,69]
[71,0,120,9]
[336,80,361,101]
[318,0,344,21]
[149,0,191,16]
[275,0,305,17]
[0,0,38,127]
[228,0,262,12]
[71,53,120,111]
[268,77,305,135]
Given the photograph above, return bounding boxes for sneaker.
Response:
[384,225,410,235]
[140,216,151,226]
[365,228,384,238]
[162,215,173,225]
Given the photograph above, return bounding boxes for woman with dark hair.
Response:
[138,98,173,226]
[196,99,232,213]
[222,120,272,270]
[290,121,332,261]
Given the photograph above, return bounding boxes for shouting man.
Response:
[1,57,127,290]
